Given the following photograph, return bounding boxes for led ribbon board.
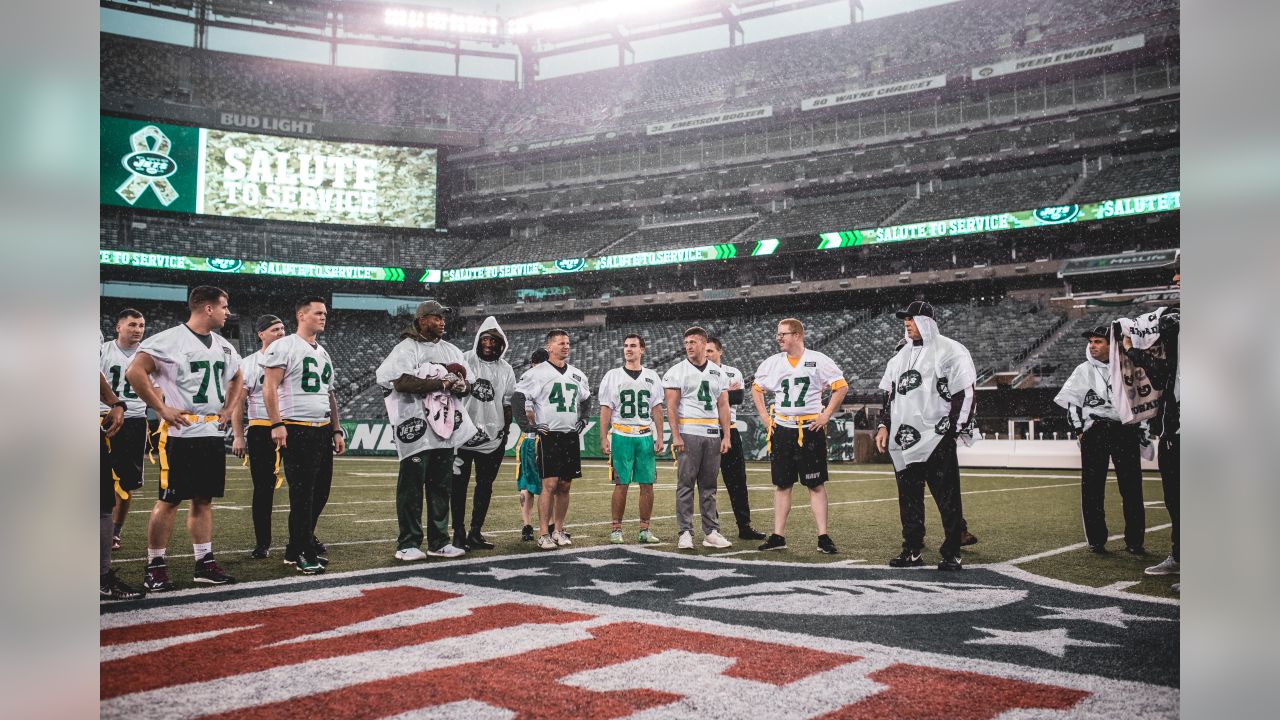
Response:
[101,115,438,229]
[99,250,410,282]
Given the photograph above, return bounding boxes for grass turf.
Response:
[110,456,1177,598]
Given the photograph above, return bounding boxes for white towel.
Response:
[1109,308,1168,424]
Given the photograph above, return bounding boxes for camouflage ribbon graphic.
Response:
[115,125,180,206]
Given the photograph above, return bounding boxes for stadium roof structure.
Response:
[101,0,864,78]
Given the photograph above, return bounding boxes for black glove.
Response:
[573,418,589,434]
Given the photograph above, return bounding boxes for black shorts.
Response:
[537,430,582,481]
[105,417,149,492]
[770,424,829,489]
[158,435,227,503]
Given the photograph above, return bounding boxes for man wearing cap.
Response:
[231,314,288,559]
[876,300,977,571]
[1055,325,1146,554]
[376,300,471,560]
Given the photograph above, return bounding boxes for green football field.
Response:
[111,456,1177,598]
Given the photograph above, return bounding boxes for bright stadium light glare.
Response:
[509,0,695,36]
[383,7,499,36]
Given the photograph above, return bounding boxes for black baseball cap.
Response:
[255,314,284,333]
[415,300,451,318]
[530,348,549,363]
[895,300,935,319]
[1081,325,1110,340]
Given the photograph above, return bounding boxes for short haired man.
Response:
[101,366,144,601]
[376,300,471,561]
[452,316,517,551]
[127,286,244,590]
[875,301,977,572]
[262,297,346,574]
[512,330,592,550]
[751,318,847,554]
[599,334,665,544]
[231,314,288,559]
[706,337,766,541]
[1055,325,1146,555]
[664,326,733,550]
[515,348,549,541]
[100,308,148,551]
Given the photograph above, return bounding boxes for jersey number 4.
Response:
[778,377,811,408]
[548,382,579,413]
[696,380,713,412]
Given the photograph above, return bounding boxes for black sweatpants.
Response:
[719,428,753,532]
[451,444,506,539]
[280,425,333,559]
[246,425,280,549]
[896,436,965,557]
[1079,421,1145,549]
[1159,434,1179,561]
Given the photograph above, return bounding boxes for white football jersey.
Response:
[514,361,591,432]
[662,359,728,437]
[598,367,663,435]
[261,334,336,422]
[99,341,148,418]
[136,324,241,438]
[239,350,269,421]
[753,350,846,428]
[720,363,745,425]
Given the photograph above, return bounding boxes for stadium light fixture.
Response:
[383,7,501,36]
[509,0,696,36]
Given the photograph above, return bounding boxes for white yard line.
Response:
[1003,523,1173,565]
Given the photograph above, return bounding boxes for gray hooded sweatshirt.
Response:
[460,316,517,454]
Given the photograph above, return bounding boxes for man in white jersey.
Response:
[511,329,592,550]
[751,317,847,554]
[599,334,665,544]
[664,326,733,550]
[376,300,471,561]
[452,316,517,551]
[706,337,766,541]
[875,301,977,571]
[100,308,148,550]
[263,297,346,574]
[127,286,244,591]
[231,314,287,559]
[101,364,144,600]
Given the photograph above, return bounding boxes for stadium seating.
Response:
[1071,151,1180,204]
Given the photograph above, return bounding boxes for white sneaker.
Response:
[537,534,557,550]
[677,531,693,549]
[552,530,572,546]
[1144,555,1180,575]
[702,531,732,549]
[426,544,466,558]
[394,547,427,561]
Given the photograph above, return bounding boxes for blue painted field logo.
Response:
[206,258,243,272]
[555,257,587,272]
[1033,205,1081,224]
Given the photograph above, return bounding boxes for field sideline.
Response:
[111,455,1177,598]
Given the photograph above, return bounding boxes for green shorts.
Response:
[516,433,542,495]
[610,433,656,485]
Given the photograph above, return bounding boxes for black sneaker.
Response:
[101,570,146,601]
[959,531,979,546]
[143,558,175,592]
[889,549,925,568]
[193,554,236,585]
[817,535,838,554]
[250,546,269,560]
[938,553,963,571]
[738,526,767,541]
[757,534,787,551]
[311,537,327,557]
[1124,545,1148,556]
[521,525,534,542]
[467,531,495,550]
[1088,544,1108,554]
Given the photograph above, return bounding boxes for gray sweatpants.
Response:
[676,433,721,534]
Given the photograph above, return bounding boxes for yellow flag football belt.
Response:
[767,411,822,453]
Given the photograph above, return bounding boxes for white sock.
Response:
[193,542,212,560]
[147,548,166,562]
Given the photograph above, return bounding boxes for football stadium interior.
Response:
[99,1,1181,715]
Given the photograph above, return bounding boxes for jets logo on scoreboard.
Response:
[1034,204,1082,224]
[555,257,587,272]
[206,258,244,272]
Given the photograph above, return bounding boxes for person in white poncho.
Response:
[875,301,977,572]
[1054,325,1146,555]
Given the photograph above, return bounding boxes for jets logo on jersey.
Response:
[895,424,921,449]
[934,417,952,436]
[936,377,951,400]
[396,417,427,443]
[470,378,496,402]
[897,369,923,395]
[572,372,584,382]
[709,369,720,376]
[804,361,817,367]
[463,428,492,448]
[1083,389,1106,407]
[644,376,655,384]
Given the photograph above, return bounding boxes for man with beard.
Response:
[876,301,977,572]
[1056,325,1146,555]
[452,316,516,551]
